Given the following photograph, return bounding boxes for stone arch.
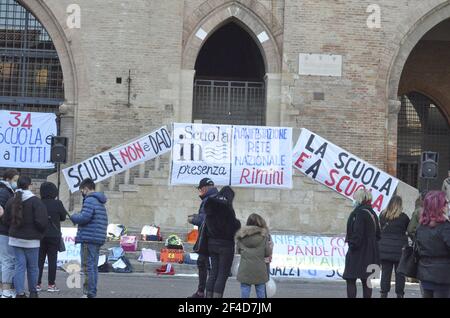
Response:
[17,0,79,165]
[383,1,450,175]
[182,1,282,73]
[18,0,78,107]
[387,1,450,102]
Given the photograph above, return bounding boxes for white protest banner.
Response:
[0,110,56,169]
[171,123,232,186]
[292,128,399,213]
[270,234,348,280]
[63,126,172,193]
[232,126,292,189]
[57,227,80,266]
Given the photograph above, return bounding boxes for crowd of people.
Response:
[343,170,450,298]
[0,168,449,299]
[0,170,108,298]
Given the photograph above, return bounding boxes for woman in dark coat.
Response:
[37,182,67,293]
[416,191,450,298]
[203,186,241,298]
[343,189,380,298]
[378,195,410,298]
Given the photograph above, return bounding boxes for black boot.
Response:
[397,294,404,298]
[380,292,388,298]
[29,292,38,298]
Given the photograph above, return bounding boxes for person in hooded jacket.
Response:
[343,188,380,298]
[203,186,241,298]
[416,191,450,298]
[0,169,19,298]
[70,178,108,298]
[235,213,273,298]
[36,182,68,293]
[378,195,410,298]
[3,176,48,298]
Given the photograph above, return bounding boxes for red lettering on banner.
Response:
[294,152,311,169]
[336,176,351,193]
[325,169,338,186]
[372,194,383,212]
[120,142,145,165]
[287,245,294,255]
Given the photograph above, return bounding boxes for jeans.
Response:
[13,247,39,295]
[81,243,100,298]
[241,283,266,298]
[197,253,209,293]
[380,260,405,296]
[0,235,15,285]
[346,278,372,298]
[38,237,59,286]
[206,242,234,295]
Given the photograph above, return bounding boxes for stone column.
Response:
[387,99,401,176]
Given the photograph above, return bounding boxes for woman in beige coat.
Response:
[235,213,273,298]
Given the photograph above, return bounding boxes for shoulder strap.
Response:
[362,209,377,231]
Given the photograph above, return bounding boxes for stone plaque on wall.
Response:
[299,53,342,77]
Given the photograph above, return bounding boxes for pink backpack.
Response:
[120,235,138,252]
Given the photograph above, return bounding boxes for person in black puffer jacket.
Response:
[37,182,68,293]
[378,195,410,298]
[416,191,450,298]
[204,186,241,298]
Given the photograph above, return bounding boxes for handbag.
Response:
[49,218,65,252]
[397,241,419,278]
[193,221,208,255]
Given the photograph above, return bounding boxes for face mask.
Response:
[10,182,17,190]
[82,191,87,199]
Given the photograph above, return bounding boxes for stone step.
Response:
[128,259,199,274]
[103,240,195,252]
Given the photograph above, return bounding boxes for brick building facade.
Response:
[1,0,449,234]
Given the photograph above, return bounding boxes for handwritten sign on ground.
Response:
[270,234,348,280]
[57,227,80,266]
[0,110,56,169]
[171,123,293,189]
[171,123,232,186]
[232,126,292,189]
[292,128,399,213]
[63,126,172,193]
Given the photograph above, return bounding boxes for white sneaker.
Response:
[1,290,16,298]
[47,285,60,293]
[80,295,88,298]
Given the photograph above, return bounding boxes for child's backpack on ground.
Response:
[108,247,125,262]
[160,248,184,264]
[165,234,184,250]
[107,224,127,241]
[120,235,138,252]
[112,256,133,273]
[98,255,110,273]
[141,225,163,241]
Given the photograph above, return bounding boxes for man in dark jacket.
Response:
[0,169,19,298]
[188,178,218,298]
[70,178,108,298]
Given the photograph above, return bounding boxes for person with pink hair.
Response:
[416,191,450,298]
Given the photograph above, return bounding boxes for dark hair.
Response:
[79,178,95,191]
[40,182,58,200]
[11,176,32,227]
[3,169,19,181]
[246,213,268,230]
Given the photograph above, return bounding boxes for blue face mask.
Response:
[10,182,17,190]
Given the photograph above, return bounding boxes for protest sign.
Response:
[232,125,292,189]
[0,110,56,169]
[270,234,348,280]
[171,123,232,186]
[63,126,172,193]
[292,128,399,213]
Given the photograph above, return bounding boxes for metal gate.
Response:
[193,79,266,126]
[0,0,64,179]
[397,92,450,191]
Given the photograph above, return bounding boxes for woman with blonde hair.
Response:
[378,195,410,298]
[343,188,380,298]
